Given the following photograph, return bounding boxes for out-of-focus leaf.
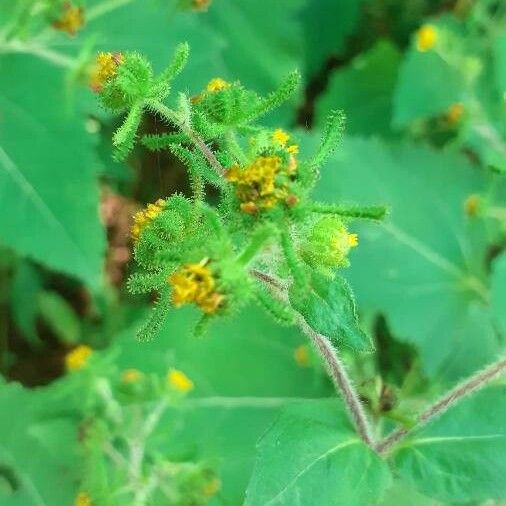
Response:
[10,261,43,345]
[245,400,392,506]
[393,386,506,502]
[393,49,465,127]
[115,306,332,503]
[314,136,501,380]
[0,382,79,505]
[299,0,364,79]
[290,272,373,352]
[0,55,105,289]
[491,252,506,335]
[316,41,401,136]
[38,290,81,344]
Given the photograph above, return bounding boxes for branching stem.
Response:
[147,100,226,177]
[376,355,506,454]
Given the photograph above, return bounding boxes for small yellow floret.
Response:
[121,368,143,384]
[294,345,310,367]
[416,25,437,52]
[169,261,224,314]
[74,492,92,506]
[347,233,359,248]
[131,199,165,241]
[53,2,85,36]
[206,78,230,92]
[446,103,464,125]
[203,478,221,497]
[287,144,299,155]
[464,194,480,217]
[65,345,92,372]
[168,368,194,392]
[272,128,290,146]
[89,52,123,92]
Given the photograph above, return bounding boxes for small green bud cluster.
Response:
[95,43,386,340]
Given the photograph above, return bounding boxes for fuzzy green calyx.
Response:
[301,217,358,271]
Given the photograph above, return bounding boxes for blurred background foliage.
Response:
[0,0,505,504]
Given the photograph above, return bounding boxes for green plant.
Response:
[96,43,506,505]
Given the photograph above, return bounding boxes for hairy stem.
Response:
[252,269,376,450]
[147,100,225,177]
[377,355,506,454]
[298,317,376,448]
[310,202,387,220]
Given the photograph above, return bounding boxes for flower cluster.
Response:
[65,344,92,371]
[169,261,224,314]
[89,52,124,92]
[131,198,166,241]
[52,2,84,36]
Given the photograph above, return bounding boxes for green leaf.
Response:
[300,0,364,79]
[316,41,401,137]
[245,400,392,506]
[290,272,372,352]
[10,261,43,345]
[0,382,79,505]
[38,290,81,344]
[393,49,465,127]
[392,386,506,502]
[0,55,105,288]
[491,252,506,335]
[314,137,501,379]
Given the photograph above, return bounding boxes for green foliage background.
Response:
[0,0,505,504]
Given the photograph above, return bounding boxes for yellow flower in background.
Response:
[89,52,124,91]
[169,261,224,313]
[446,103,464,125]
[203,478,221,497]
[121,368,143,384]
[168,368,194,392]
[74,492,92,506]
[416,25,438,52]
[131,198,166,241]
[206,78,230,92]
[347,233,359,248]
[52,2,85,36]
[272,128,290,146]
[464,194,480,217]
[65,345,92,372]
[294,345,310,367]
[287,144,299,155]
[192,0,212,11]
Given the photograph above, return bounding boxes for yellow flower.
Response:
[272,128,290,146]
[416,25,437,52]
[192,0,212,11]
[65,345,92,372]
[464,194,480,217]
[347,233,359,248]
[446,103,464,125]
[287,144,299,155]
[203,478,221,497]
[168,261,224,314]
[89,52,124,92]
[52,2,85,36]
[121,368,143,384]
[74,492,92,506]
[294,345,310,367]
[131,198,166,241]
[206,78,230,92]
[225,155,297,212]
[168,368,194,392]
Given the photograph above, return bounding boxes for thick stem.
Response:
[310,202,387,221]
[252,269,376,450]
[147,100,225,177]
[377,355,506,454]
